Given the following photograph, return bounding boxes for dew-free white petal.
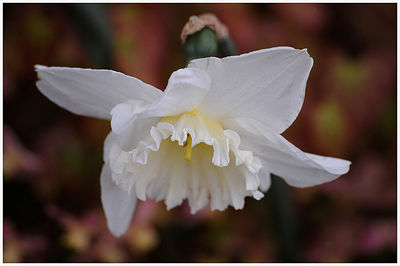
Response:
[143,67,211,118]
[100,163,137,237]
[224,118,351,187]
[190,47,313,134]
[103,132,116,163]
[35,65,162,120]
[258,169,272,192]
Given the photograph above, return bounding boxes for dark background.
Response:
[3,3,397,262]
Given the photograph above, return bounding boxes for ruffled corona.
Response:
[109,106,263,213]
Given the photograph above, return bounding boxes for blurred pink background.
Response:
[3,3,396,262]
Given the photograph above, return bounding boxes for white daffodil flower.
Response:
[35,47,351,237]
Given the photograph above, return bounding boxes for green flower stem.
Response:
[270,174,299,262]
[65,3,112,68]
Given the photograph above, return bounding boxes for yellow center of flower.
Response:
[160,109,223,162]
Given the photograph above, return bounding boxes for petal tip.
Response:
[297,47,312,60]
[108,224,127,238]
[252,190,264,200]
[340,159,352,174]
[34,64,47,72]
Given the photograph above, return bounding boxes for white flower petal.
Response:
[103,132,116,162]
[108,100,161,153]
[35,65,162,120]
[108,110,264,213]
[252,190,264,200]
[224,118,351,187]
[143,67,211,118]
[258,169,272,192]
[189,47,313,134]
[110,103,135,134]
[110,100,150,134]
[100,163,137,237]
[115,117,162,152]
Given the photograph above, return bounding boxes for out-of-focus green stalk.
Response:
[64,3,112,68]
[269,174,299,262]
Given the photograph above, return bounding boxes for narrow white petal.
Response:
[100,163,137,237]
[35,65,162,120]
[225,118,351,187]
[143,67,211,118]
[190,47,313,133]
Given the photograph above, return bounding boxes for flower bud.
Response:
[218,36,238,57]
[182,27,218,62]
